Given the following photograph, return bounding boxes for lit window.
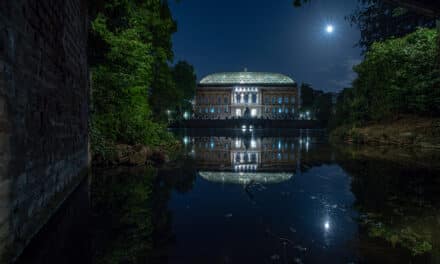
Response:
[292,108,295,114]
[272,108,276,114]
[251,109,257,117]
[278,108,282,113]
[236,109,242,117]
[205,108,209,113]
[211,108,215,113]
[225,107,228,113]
[272,96,276,104]
[285,108,289,114]
[278,97,282,104]
[284,97,289,103]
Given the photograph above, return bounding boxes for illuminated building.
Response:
[194,70,299,119]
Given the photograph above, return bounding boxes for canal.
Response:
[17,129,440,264]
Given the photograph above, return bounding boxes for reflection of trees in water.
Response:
[298,144,335,173]
[91,159,197,263]
[337,150,440,262]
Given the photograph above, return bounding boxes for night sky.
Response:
[169,0,363,93]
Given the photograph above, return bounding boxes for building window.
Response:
[236,109,242,117]
[251,108,257,117]
[272,96,276,104]
[236,94,241,103]
[224,96,228,104]
[211,108,215,113]
[291,97,296,104]
[285,108,289,114]
[265,97,269,104]
[272,108,276,114]
[284,97,289,103]
[217,96,221,104]
[218,107,221,113]
[265,107,269,113]
[244,94,249,103]
[278,108,282,113]
[205,108,209,113]
[252,94,257,104]
[278,97,282,104]
[292,108,295,114]
[225,107,229,113]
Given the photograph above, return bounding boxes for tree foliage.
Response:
[300,83,334,125]
[89,0,190,158]
[333,28,440,127]
[347,0,437,51]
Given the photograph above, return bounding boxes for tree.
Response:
[89,0,177,158]
[149,0,178,121]
[172,61,197,103]
[382,1,440,17]
[172,61,197,115]
[313,92,333,126]
[300,83,316,110]
[347,0,437,51]
[333,28,439,125]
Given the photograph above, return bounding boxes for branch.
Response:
[382,0,440,17]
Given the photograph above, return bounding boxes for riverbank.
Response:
[330,116,440,149]
[93,142,181,167]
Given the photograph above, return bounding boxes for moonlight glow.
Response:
[326,25,334,33]
[324,221,330,230]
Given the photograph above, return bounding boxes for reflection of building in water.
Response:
[187,136,303,174]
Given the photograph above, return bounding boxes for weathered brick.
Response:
[0,0,89,262]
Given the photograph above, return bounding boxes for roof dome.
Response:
[200,72,295,85]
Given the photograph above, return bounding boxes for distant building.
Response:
[194,71,299,119]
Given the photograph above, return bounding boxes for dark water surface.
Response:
[17,129,440,264]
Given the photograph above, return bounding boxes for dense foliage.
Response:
[89,0,196,159]
[347,0,436,52]
[300,83,334,125]
[332,28,439,127]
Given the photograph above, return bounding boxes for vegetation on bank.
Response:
[88,1,196,162]
[333,28,439,126]
[330,116,440,149]
[329,28,439,146]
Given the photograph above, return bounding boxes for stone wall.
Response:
[0,0,89,261]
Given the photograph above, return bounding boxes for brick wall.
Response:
[0,0,89,261]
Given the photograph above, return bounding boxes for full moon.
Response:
[326,25,334,33]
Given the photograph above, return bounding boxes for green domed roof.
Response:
[200,72,295,85]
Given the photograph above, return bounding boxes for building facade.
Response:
[194,71,299,119]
